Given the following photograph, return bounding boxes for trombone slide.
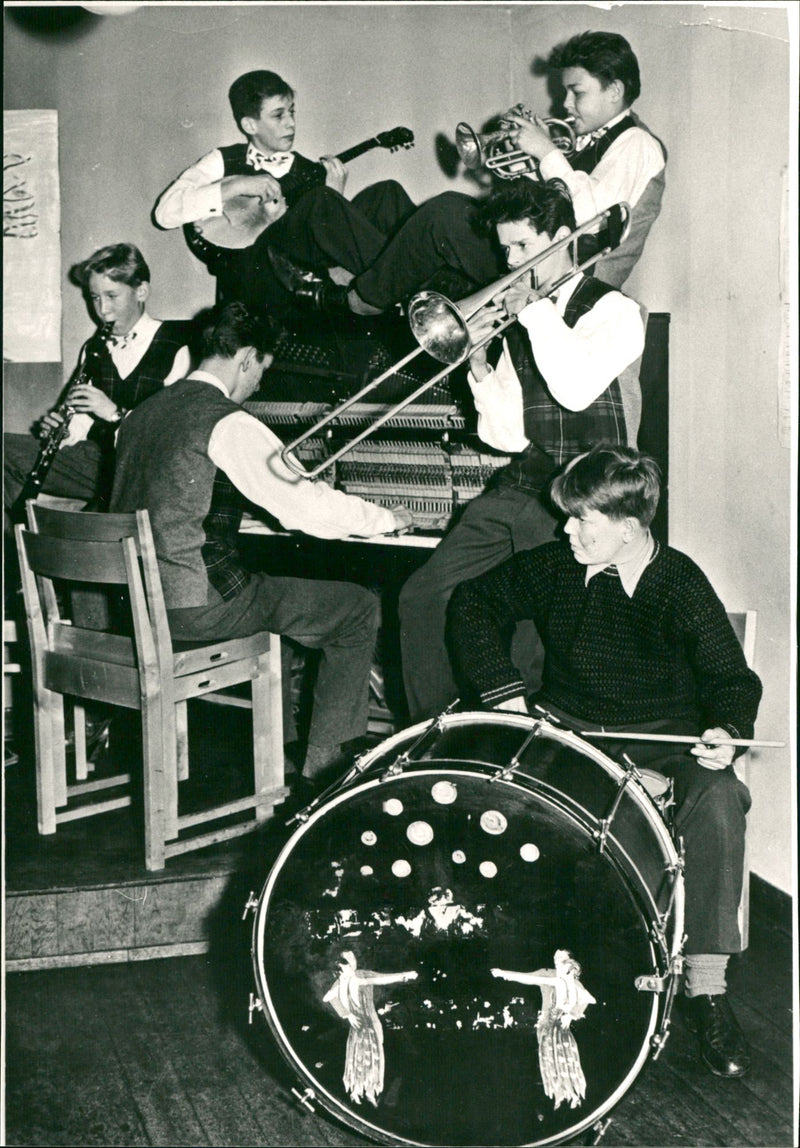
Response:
[279,202,631,480]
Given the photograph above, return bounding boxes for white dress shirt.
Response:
[193,372,397,540]
[65,314,190,446]
[154,147,296,230]
[467,275,644,454]
[537,109,665,225]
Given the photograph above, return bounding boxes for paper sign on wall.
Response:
[3,110,62,362]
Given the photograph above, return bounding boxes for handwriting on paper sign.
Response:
[4,152,38,238]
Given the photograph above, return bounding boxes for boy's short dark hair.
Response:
[70,243,150,288]
[197,301,280,361]
[228,70,293,131]
[549,31,641,106]
[550,444,661,526]
[478,178,576,239]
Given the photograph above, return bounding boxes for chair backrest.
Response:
[726,610,757,669]
[16,504,171,693]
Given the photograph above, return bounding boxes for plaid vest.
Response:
[85,320,193,450]
[496,277,627,492]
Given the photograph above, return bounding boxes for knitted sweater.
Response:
[447,541,762,734]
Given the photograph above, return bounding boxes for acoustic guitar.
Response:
[186,126,414,256]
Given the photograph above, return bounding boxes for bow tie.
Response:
[575,125,611,151]
[246,145,294,174]
[107,330,137,350]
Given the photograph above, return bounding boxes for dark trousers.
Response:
[4,433,106,537]
[353,191,505,309]
[399,486,559,722]
[217,181,415,309]
[167,573,379,759]
[542,704,751,956]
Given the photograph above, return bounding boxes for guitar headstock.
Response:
[376,126,415,152]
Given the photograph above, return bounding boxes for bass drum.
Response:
[251,713,684,1146]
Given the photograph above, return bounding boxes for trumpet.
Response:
[456,106,576,180]
[280,203,630,479]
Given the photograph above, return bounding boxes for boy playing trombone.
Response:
[398,180,644,721]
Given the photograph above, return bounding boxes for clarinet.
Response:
[11,323,113,522]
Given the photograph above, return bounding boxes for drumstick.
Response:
[582,731,785,749]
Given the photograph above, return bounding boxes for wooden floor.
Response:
[4,893,795,1148]
[4,689,796,1146]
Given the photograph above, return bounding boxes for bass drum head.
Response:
[253,729,669,1146]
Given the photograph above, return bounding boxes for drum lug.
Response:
[381,758,405,781]
[649,1021,672,1060]
[591,1117,613,1144]
[291,1086,317,1114]
[248,992,264,1025]
[635,972,670,993]
[241,891,259,920]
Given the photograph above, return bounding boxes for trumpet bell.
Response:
[454,122,483,172]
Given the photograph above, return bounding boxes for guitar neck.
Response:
[336,138,380,165]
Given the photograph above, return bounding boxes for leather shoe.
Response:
[267,248,350,312]
[681,993,751,1078]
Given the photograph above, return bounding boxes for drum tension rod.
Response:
[657,836,686,931]
[384,704,459,780]
[595,754,641,854]
[241,891,259,920]
[490,721,544,782]
[290,1086,317,1114]
[248,992,264,1025]
[591,1117,613,1144]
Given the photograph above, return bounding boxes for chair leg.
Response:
[32,686,58,836]
[175,700,189,782]
[51,694,68,808]
[74,701,89,780]
[142,694,167,872]
[251,637,285,821]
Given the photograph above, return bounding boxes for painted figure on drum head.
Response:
[323,951,418,1107]
[492,950,596,1110]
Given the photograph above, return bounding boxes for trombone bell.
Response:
[408,202,631,365]
[406,291,475,366]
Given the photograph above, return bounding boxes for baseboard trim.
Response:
[6,940,210,972]
[750,873,793,936]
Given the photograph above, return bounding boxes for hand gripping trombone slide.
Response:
[279,202,631,479]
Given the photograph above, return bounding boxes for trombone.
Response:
[456,107,576,180]
[280,202,631,479]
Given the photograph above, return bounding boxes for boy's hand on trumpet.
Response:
[505,110,558,161]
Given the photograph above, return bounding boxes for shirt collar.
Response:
[575,107,632,148]
[585,532,657,597]
[106,311,154,349]
[550,273,583,314]
[245,142,295,174]
[187,369,231,396]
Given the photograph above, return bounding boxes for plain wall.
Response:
[3,1,795,894]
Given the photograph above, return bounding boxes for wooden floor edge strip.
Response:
[6,940,210,972]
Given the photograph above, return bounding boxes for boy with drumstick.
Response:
[447,445,762,1080]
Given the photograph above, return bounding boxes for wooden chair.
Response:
[727,610,757,950]
[15,503,287,870]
